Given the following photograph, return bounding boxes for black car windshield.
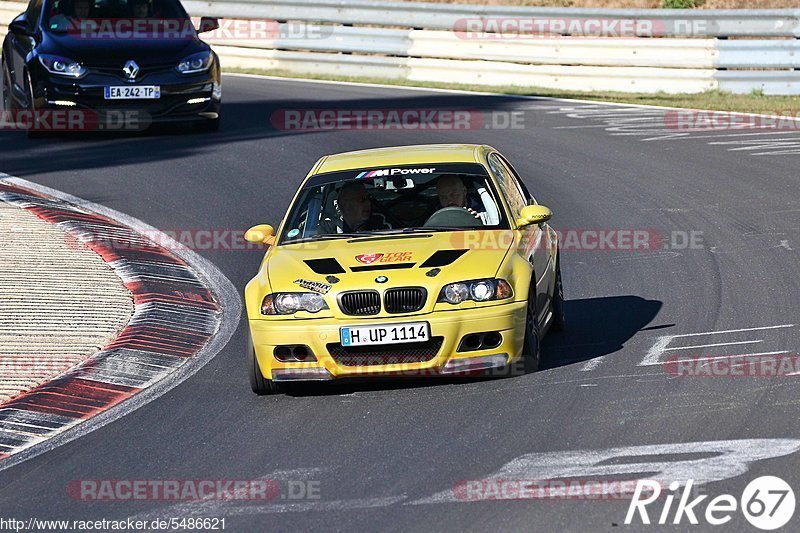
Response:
[280,163,509,244]
[45,0,190,33]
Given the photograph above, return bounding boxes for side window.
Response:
[488,153,527,219]
[25,0,43,28]
[497,154,536,205]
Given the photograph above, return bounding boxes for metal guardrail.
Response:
[183,0,800,38]
[2,1,799,94]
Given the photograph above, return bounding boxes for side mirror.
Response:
[9,20,33,36]
[197,17,220,34]
[516,205,552,228]
[245,224,276,246]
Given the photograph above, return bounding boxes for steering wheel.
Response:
[423,207,481,228]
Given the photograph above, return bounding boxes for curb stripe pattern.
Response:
[0,182,221,459]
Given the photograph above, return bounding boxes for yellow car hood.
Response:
[266,230,516,291]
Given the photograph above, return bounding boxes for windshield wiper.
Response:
[371,226,480,235]
[307,233,364,241]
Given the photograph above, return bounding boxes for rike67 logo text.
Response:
[626,476,795,530]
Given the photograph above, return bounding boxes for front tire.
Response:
[522,289,541,373]
[551,255,566,332]
[24,71,43,139]
[248,338,282,395]
[1,57,12,112]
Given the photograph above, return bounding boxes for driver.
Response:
[73,0,91,18]
[436,174,487,224]
[131,0,151,18]
[48,0,91,31]
[321,182,391,233]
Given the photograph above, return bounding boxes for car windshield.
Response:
[280,163,508,244]
[45,0,190,32]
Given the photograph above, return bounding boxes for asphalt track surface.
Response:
[1,75,800,531]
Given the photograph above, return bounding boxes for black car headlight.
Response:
[39,54,86,78]
[176,51,213,74]
[438,279,513,305]
[261,293,329,315]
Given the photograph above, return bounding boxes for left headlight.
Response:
[176,51,213,74]
[438,279,513,305]
[261,293,329,315]
[38,54,86,78]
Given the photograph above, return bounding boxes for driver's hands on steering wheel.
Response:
[464,207,481,219]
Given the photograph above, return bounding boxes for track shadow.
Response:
[541,295,664,370]
[279,295,662,396]
[0,82,532,178]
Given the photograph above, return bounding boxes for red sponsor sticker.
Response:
[356,253,383,264]
[355,252,414,264]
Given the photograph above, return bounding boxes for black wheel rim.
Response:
[1,64,9,111]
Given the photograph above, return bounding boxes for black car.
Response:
[2,0,221,133]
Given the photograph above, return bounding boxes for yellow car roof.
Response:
[315,144,492,174]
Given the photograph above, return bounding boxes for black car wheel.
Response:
[1,57,11,111]
[248,337,283,395]
[551,255,566,332]
[24,71,43,138]
[522,287,541,373]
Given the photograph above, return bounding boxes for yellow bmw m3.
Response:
[244,144,564,394]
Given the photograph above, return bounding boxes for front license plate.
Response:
[341,322,430,347]
[104,86,161,100]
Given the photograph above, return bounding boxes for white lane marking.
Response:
[228,73,800,158]
[0,175,241,473]
[668,340,763,351]
[640,324,795,367]
[124,440,800,515]
[579,358,604,372]
[410,439,800,504]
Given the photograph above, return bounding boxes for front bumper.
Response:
[29,64,221,130]
[249,301,528,381]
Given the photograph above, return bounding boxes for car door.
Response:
[487,153,551,324]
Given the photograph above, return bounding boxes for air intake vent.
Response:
[327,337,443,366]
[339,290,381,316]
[304,258,346,274]
[384,287,427,314]
[419,250,468,268]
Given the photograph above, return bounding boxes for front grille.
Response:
[327,337,444,366]
[339,290,381,316]
[89,64,176,79]
[384,287,427,314]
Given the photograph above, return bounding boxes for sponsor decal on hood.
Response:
[355,252,413,264]
[294,279,332,294]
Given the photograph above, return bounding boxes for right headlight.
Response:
[261,292,328,315]
[438,279,513,305]
[39,54,86,78]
